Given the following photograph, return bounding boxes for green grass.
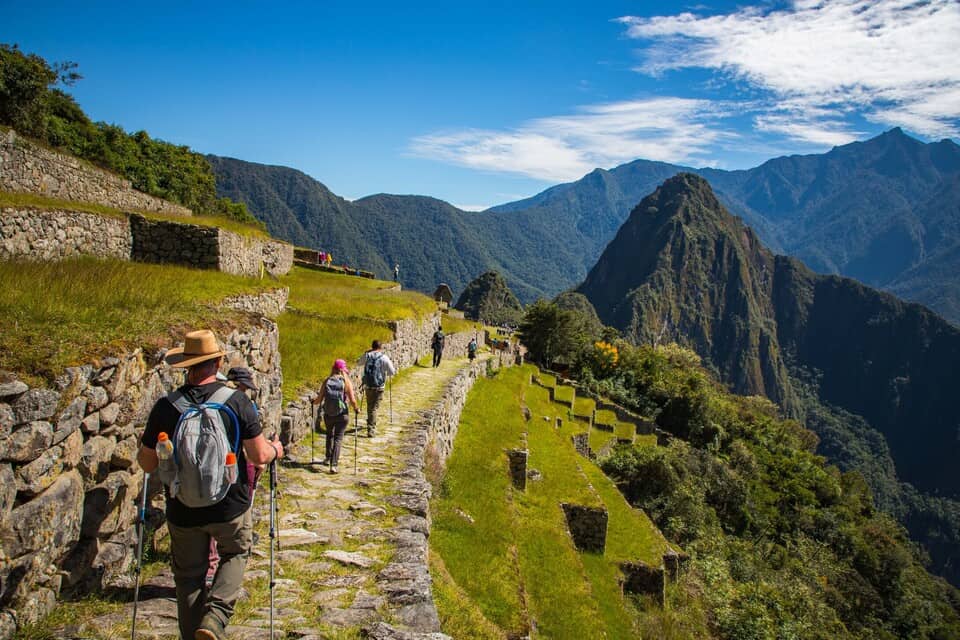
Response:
[431,369,529,635]
[430,551,507,640]
[0,257,272,382]
[0,190,271,239]
[615,421,637,441]
[573,395,595,418]
[594,409,618,427]
[440,313,482,335]
[282,266,435,322]
[589,428,618,454]
[552,383,575,405]
[277,311,392,403]
[635,433,659,448]
[432,364,677,639]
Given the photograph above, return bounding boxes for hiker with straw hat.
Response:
[312,358,359,473]
[137,329,284,640]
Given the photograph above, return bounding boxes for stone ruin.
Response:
[560,503,608,553]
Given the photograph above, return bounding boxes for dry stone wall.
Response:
[0,313,283,637]
[0,208,130,262]
[0,130,192,217]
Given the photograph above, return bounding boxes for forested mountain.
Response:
[213,130,960,323]
[453,271,523,325]
[579,173,960,583]
[208,155,582,302]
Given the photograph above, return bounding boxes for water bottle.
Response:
[157,432,176,485]
[225,452,238,484]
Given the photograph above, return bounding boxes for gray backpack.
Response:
[166,386,241,508]
[323,375,348,416]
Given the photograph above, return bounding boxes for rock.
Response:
[16,446,65,496]
[82,470,138,537]
[323,550,376,568]
[53,396,86,444]
[11,388,60,424]
[99,402,120,427]
[81,411,100,434]
[321,607,378,627]
[362,622,452,640]
[95,528,138,589]
[110,435,138,469]
[79,435,117,486]
[61,428,83,468]
[0,469,83,562]
[0,420,54,462]
[83,385,109,411]
[276,528,326,547]
[0,379,28,399]
[55,366,92,394]
[0,403,14,438]
[0,463,16,517]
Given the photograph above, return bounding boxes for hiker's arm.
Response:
[244,433,284,466]
[137,445,158,473]
[345,378,359,412]
[385,356,398,377]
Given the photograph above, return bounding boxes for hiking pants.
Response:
[168,508,253,639]
[432,347,443,367]
[324,413,349,465]
[366,387,384,433]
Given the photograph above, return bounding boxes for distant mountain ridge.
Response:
[212,130,960,323]
[579,173,960,583]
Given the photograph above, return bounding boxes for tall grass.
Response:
[0,190,270,238]
[282,266,435,322]
[0,258,270,382]
[277,311,392,402]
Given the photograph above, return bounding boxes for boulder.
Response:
[61,428,83,469]
[15,447,64,496]
[83,385,109,411]
[98,402,120,427]
[79,436,116,486]
[0,464,16,518]
[53,396,86,445]
[80,412,100,434]
[0,421,54,463]
[10,388,60,424]
[0,404,14,439]
[82,470,138,537]
[110,435,138,470]
[0,380,28,400]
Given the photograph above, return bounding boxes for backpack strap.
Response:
[202,386,241,453]
[167,390,194,415]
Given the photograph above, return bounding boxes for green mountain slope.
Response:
[579,173,960,583]
[453,271,522,325]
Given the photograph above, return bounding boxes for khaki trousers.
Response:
[168,508,253,639]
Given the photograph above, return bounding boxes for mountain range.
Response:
[212,129,960,324]
[579,172,960,583]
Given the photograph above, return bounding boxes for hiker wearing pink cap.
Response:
[312,359,359,473]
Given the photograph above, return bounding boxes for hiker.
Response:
[207,368,263,582]
[431,326,445,367]
[394,263,400,282]
[312,359,359,473]
[468,336,478,362]
[359,340,397,437]
[137,329,284,640]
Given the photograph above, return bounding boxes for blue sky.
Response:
[3,1,958,209]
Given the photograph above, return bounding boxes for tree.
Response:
[518,300,596,367]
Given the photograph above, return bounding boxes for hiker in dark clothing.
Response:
[468,336,478,361]
[359,340,397,437]
[431,327,445,367]
[137,329,284,640]
[313,359,359,473]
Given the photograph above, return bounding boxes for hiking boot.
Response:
[367,429,376,438]
[330,466,339,474]
[194,614,225,640]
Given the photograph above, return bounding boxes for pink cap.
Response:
[334,359,348,372]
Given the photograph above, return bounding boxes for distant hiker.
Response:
[318,251,326,264]
[431,327,446,367]
[312,359,359,473]
[359,340,397,437]
[137,329,284,640]
[394,263,400,282]
[468,336,478,362]
[325,252,333,266]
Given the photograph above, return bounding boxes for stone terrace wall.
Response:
[0,208,130,262]
[0,130,192,217]
[130,215,294,277]
[0,314,283,638]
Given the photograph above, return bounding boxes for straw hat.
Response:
[164,330,226,368]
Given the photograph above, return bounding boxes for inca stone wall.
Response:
[0,208,130,262]
[129,214,294,277]
[0,308,283,638]
[561,503,608,553]
[0,129,192,217]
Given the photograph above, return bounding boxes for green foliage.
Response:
[0,44,256,225]
[518,299,599,366]
[453,271,523,326]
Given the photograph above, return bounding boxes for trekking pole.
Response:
[131,472,150,640]
[389,376,393,425]
[311,414,315,465]
[268,445,277,639]
[354,407,359,475]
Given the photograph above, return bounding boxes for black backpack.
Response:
[363,352,386,388]
[323,375,348,416]
[433,330,445,350]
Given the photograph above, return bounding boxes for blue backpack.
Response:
[363,352,386,388]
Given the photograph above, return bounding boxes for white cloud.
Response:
[410,97,726,182]
[619,0,960,138]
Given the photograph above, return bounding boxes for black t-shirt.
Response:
[142,382,262,527]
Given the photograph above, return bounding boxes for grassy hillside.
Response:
[430,365,678,639]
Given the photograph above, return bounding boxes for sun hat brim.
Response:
[164,347,226,368]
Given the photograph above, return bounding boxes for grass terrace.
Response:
[431,364,674,638]
[0,257,273,383]
[0,191,271,239]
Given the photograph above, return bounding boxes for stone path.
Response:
[76,356,474,639]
